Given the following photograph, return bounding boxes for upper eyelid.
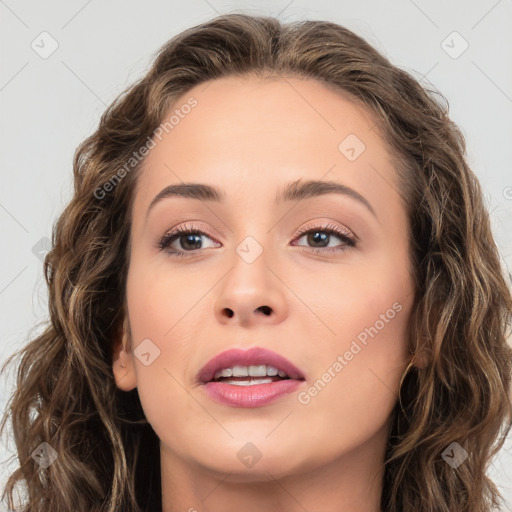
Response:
[163,223,351,238]
[295,222,356,239]
[159,222,356,248]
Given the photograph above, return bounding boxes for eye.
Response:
[292,223,356,254]
[157,221,357,258]
[158,223,220,258]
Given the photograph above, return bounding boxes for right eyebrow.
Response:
[146,183,223,220]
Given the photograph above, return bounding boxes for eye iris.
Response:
[181,233,202,250]
[308,231,329,247]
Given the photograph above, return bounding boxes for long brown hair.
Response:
[2,13,511,512]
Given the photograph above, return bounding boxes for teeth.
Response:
[232,365,249,377]
[266,365,279,376]
[213,364,289,381]
[248,365,267,377]
[222,378,274,386]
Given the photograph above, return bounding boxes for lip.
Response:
[197,347,306,384]
[203,379,304,408]
[197,347,306,408]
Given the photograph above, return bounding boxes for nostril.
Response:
[258,306,272,316]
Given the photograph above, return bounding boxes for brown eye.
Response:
[158,223,220,257]
[293,224,356,254]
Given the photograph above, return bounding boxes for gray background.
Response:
[1,0,511,509]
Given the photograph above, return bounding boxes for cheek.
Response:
[124,259,197,406]
[124,273,201,445]
[291,257,412,419]
[125,253,206,343]
[288,245,411,349]
[290,298,411,466]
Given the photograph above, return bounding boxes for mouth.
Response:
[197,347,306,384]
[211,364,292,386]
[197,347,306,407]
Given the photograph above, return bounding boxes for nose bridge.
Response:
[231,235,270,292]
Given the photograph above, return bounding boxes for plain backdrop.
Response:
[1,0,511,509]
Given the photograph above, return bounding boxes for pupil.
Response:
[308,231,328,247]
[182,234,202,250]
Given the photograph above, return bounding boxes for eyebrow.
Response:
[146,179,376,218]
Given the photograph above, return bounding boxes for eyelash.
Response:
[157,222,357,258]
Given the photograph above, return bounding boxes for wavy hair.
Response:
[1,13,511,512]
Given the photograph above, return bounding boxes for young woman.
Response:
[2,13,511,512]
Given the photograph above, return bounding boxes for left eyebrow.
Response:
[145,179,376,219]
[276,179,376,218]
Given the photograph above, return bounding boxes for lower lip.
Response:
[202,379,304,407]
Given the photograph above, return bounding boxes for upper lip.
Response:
[197,347,306,383]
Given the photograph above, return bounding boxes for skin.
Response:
[112,76,423,512]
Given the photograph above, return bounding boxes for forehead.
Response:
[133,76,401,219]
[162,75,380,155]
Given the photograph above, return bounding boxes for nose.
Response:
[214,248,288,327]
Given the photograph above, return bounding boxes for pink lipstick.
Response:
[197,347,306,408]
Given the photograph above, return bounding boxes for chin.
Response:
[198,455,302,482]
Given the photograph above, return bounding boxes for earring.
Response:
[121,363,126,368]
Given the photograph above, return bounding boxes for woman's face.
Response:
[114,76,415,481]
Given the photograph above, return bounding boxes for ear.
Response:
[410,337,431,369]
[112,317,137,391]
[411,349,429,369]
